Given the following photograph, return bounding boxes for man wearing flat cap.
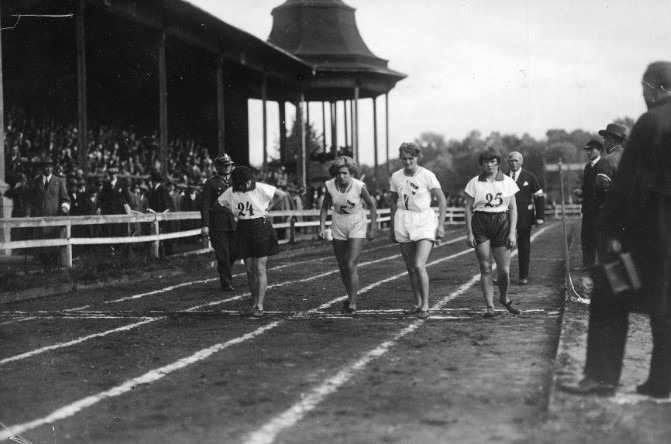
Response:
[201,154,237,292]
[562,61,671,398]
[573,138,605,268]
[28,157,71,271]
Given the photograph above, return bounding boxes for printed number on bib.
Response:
[485,192,503,208]
[237,202,255,217]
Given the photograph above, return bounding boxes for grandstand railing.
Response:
[0,204,582,268]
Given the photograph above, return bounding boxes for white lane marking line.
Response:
[0,227,555,437]
[243,275,482,444]
[0,235,480,436]
[0,320,282,442]
[611,392,671,405]
[242,225,555,444]
[0,245,419,365]
[0,319,155,365]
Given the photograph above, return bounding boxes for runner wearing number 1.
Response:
[389,142,447,319]
[464,147,520,318]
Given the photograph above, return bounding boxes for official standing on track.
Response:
[217,166,287,317]
[573,139,606,269]
[319,156,378,315]
[507,151,545,285]
[562,61,671,398]
[464,147,520,318]
[201,154,237,292]
[389,142,447,319]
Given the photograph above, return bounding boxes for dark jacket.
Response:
[601,96,671,315]
[28,175,71,237]
[510,168,545,229]
[147,183,175,213]
[201,175,235,231]
[98,179,131,214]
[580,158,605,217]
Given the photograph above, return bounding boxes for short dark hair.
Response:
[479,147,502,165]
[328,156,358,177]
[398,142,422,159]
[231,166,256,192]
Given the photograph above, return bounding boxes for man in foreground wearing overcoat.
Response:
[562,61,671,398]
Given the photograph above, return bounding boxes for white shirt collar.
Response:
[590,156,601,167]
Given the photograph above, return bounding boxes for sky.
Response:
[186,0,671,167]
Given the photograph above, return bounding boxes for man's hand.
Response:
[573,188,583,197]
[535,219,544,227]
[201,226,209,236]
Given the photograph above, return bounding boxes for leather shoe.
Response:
[636,381,671,399]
[222,285,235,292]
[560,377,615,396]
[519,278,528,285]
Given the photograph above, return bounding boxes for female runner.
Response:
[319,156,377,314]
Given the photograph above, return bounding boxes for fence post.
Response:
[60,221,72,269]
[151,217,160,259]
[289,217,296,244]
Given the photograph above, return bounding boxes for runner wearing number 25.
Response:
[464,146,520,318]
[389,142,447,319]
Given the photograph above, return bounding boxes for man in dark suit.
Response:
[147,170,175,256]
[507,151,545,284]
[573,139,606,269]
[27,157,71,271]
[562,61,671,398]
[98,167,132,237]
[201,154,236,292]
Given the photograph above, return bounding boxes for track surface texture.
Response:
[1,221,668,443]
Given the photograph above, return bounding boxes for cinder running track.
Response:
[1,224,567,443]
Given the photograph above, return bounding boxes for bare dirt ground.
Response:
[1,221,669,443]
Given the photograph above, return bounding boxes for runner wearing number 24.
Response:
[464,146,520,318]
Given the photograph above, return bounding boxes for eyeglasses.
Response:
[642,80,656,90]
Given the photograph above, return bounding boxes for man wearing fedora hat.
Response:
[98,167,132,238]
[201,154,237,292]
[598,123,627,168]
[27,156,71,271]
[562,61,671,398]
[147,170,175,256]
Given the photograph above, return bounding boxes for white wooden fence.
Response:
[0,205,581,268]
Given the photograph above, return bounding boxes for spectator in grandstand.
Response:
[5,143,23,184]
[389,142,446,319]
[573,139,606,269]
[201,154,237,292]
[147,170,175,256]
[562,61,671,399]
[97,167,132,238]
[217,166,287,316]
[319,156,377,315]
[27,157,71,272]
[128,182,148,237]
[180,185,201,243]
[464,147,519,318]
[507,151,545,285]
[4,172,30,249]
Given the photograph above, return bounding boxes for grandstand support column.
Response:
[76,0,88,172]
[330,102,337,156]
[279,101,286,163]
[216,55,226,155]
[343,100,349,150]
[0,2,11,255]
[262,73,268,169]
[385,92,390,176]
[158,31,168,177]
[321,102,327,151]
[353,86,360,164]
[298,93,307,189]
[373,96,379,190]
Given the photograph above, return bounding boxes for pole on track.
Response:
[558,159,587,303]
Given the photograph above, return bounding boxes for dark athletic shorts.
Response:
[471,211,510,247]
[234,218,279,259]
